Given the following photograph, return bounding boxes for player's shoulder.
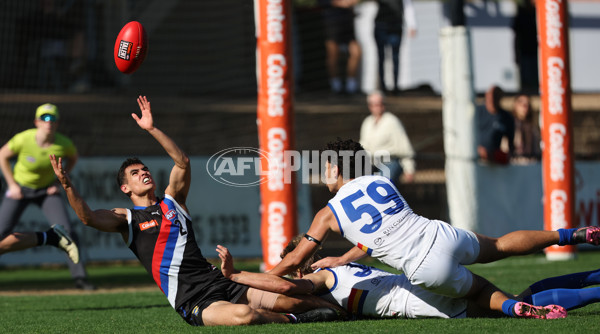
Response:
[317,205,335,220]
[314,205,338,231]
[10,128,35,141]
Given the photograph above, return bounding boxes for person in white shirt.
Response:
[360,91,415,186]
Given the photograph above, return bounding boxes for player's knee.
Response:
[474,233,501,263]
[229,304,258,325]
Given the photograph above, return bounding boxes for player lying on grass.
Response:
[267,138,600,319]
[218,236,600,319]
[50,96,342,326]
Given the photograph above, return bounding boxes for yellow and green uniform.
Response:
[8,129,77,189]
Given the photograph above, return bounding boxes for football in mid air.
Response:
[114,21,148,74]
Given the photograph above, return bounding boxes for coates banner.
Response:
[537,0,575,259]
[254,0,298,270]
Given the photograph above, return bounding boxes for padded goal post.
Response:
[254,0,298,271]
[537,0,576,260]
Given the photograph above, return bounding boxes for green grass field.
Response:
[1,252,599,333]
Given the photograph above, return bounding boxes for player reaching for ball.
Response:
[267,138,600,319]
[50,96,342,326]
[218,236,600,319]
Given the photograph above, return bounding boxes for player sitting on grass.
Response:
[218,235,600,319]
[266,138,600,320]
[50,96,342,326]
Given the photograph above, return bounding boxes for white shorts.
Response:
[407,221,480,298]
[404,284,469,318]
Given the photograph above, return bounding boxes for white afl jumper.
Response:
[318,263,468,318]
[327,175,480,297]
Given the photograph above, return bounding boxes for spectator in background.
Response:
[360,91,415,186]
[511,0,538,94]
[320,0,361,94]
[0,103,95,290]
[512,94,541,163]
[374,0,417,94]
[477,86,515,165]
[353,0,379,94]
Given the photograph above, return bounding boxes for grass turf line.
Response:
[0,252,599,333]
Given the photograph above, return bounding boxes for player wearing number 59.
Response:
[268,138,600,319]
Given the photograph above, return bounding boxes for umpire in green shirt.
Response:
[0,103,94,290]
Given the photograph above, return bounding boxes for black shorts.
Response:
[322,8,356,44]
[177,274,249,326]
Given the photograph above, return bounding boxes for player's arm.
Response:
[133,96,191,205]
[50,155,128,234]
[0,143,20,198]
[311,246,367,270]
[267,206,334,276]
[47,150,78,196]
[217,245,325,295]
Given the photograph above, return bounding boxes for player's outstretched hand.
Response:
[50,154,71,189]
[133,95,155,131]
[311,256,346,270]
[216,245,236,279]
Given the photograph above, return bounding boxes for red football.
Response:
[114,21,148,74]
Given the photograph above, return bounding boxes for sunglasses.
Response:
[39,114,57,122]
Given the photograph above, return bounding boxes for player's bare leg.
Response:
[474,231,560,263]
[201,300,341,326]
[475,227,600,264]
[271,292,345,315]
[0,226,79,263]
[202,301,290,326]
[0,232,37,254]
[243,286,343,314]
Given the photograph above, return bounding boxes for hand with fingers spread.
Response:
[50,154,71,189]
[311,256,347,271]
[133,96,155,131]
[216,245,238,279]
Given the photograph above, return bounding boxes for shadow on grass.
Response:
[0,266,154,291]
[55,304,170,312]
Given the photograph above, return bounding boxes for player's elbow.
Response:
[81,211,103,228]
[79,216,95,227]
[179,154,190,167]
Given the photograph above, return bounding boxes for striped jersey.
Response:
[126,195,222,315]
[327,175,438,278]
[318,263,467,318]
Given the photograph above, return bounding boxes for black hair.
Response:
[116,157,146,187]
[323,138,370,179]
[280,235,322,276]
